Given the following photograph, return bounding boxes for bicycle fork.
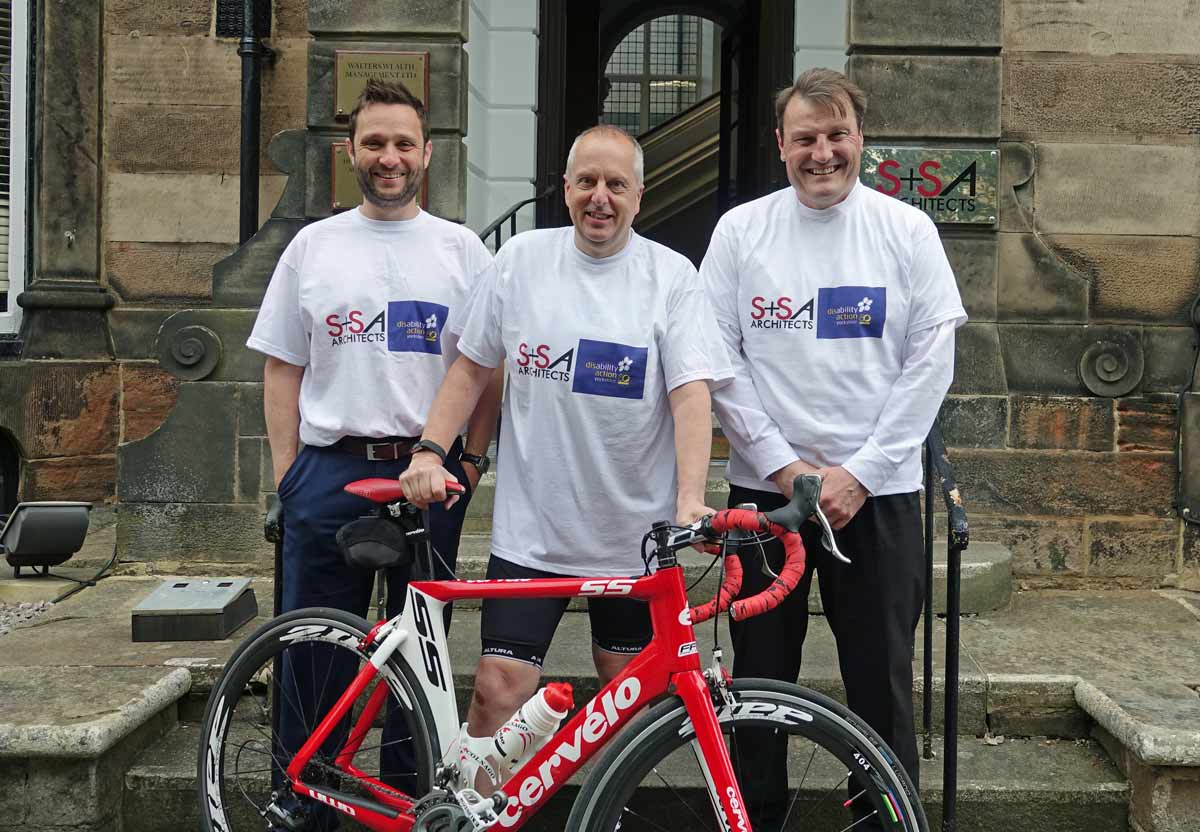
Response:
[674,669,754,832]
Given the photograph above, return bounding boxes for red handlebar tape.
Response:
[690,508,807,624]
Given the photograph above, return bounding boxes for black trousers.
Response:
[727,485,924,828]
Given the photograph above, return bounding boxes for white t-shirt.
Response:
[701,181,967,496]
[247,208,493,447]
[454,228,733,576]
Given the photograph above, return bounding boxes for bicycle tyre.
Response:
[197,607,440,832]
[567,678,927,832]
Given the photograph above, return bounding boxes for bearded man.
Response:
[247,78,501,811]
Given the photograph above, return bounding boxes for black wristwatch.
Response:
[459,451,490,476]
[413,438,447,463]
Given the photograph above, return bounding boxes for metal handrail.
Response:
[921,417,968,832]
[478,185,558,250]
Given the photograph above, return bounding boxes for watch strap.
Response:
[413,438,447,462]
[460,451,490,475]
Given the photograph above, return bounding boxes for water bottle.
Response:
[457,682,574,790]
[492,682,574,768]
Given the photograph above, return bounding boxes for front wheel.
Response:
[568,679,927,832]
[197,608,440,832]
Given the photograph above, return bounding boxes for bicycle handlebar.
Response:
[684,474,847,624]
[690,509,807,623]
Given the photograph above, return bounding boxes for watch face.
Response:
[462,454,489,475]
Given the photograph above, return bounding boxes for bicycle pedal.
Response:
[454,788,503,830]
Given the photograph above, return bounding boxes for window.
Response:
[0,0,29,333]
[602,15,718,136]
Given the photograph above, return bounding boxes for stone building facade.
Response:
[0,0,1197,590]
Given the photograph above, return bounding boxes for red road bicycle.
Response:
[198,474,926,832]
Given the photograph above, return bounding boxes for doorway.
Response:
[535,0,796,257]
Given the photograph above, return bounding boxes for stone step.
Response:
[444,534,1010,615]
[462,460,732,535]
[123,720,1127,832]
[178,608,991,737]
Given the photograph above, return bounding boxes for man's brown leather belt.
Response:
[332,436,420,461]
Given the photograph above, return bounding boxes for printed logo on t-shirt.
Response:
[325,308,388,345]
[516,342,574,381]
[572,339,648,400]
[816,286,886,339]
[387,301,449,354]
[749,295,815,330]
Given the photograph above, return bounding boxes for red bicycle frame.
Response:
[283,566,751,831]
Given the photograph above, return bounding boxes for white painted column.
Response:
[464,0,539,239]
[793,2,849,75]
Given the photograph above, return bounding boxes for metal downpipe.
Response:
[237,0,262,244]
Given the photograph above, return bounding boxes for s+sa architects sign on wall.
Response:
[860,147,998,225]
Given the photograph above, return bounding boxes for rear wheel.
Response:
[197,608,439,831]
[569,679,927,832]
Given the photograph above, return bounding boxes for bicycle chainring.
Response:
[411,791,477,832]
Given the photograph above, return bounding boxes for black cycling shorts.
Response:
[479,555,652,668]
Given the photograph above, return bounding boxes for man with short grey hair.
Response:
[701,67,967,826]
[400,124,732,796]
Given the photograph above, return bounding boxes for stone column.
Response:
[17,0,114,359]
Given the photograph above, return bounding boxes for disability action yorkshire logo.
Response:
[816,286,886,339]
[573,339,647,400]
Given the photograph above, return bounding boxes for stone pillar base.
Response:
[17,283,115,359]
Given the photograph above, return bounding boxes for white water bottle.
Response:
[492,682,574,769]
[457,682,574,790]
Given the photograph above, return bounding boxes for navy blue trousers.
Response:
[274,442,471,822]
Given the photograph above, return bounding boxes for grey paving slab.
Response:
[959,590,1200,687]
[0,665,189,758]
[0,577,269,680]
[1076,680,1200,766]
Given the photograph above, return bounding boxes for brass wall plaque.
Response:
[860,147,998,225]
[330,143,428,213]
[334,51,430,118]
[331,143,361,211]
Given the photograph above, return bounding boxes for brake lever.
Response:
[812,504,851,564]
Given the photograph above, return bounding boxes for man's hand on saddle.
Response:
[398,450,462,509]
[816,465,867,530]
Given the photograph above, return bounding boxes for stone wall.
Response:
[851,0,1200,588]
[6,0,1198,586]
[110,0,470,568]
[103,2,309,569]
[0,2,311,563]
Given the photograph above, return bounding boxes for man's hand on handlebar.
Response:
[398,450,462,509]
[816,465,867,530]
[677,500,721,553]
[676,500,717,527]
